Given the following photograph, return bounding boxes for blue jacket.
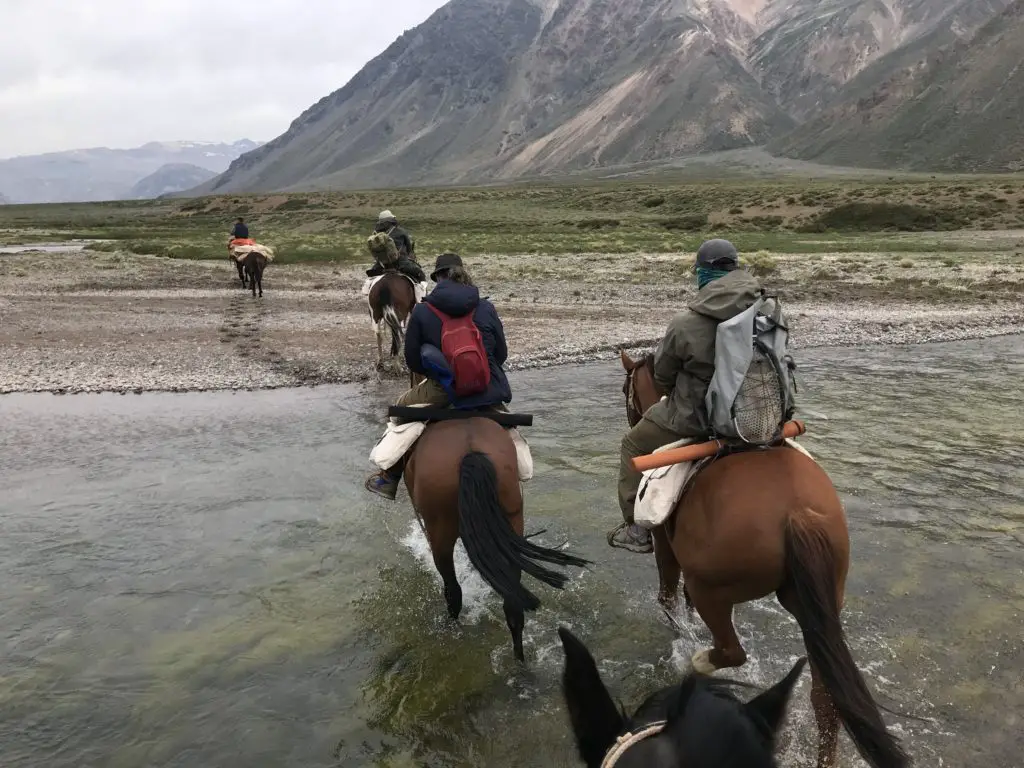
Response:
[404,280,511,409]
[231,222,249,239]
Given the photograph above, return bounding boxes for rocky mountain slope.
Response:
[751,0,1012,119]
[201,0,1019,192]
[205,0,794,192]
[0,140,260,204]
[129,163,218,200]
[771,0,1024,171]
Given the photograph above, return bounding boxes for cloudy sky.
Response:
[0,0,450,158]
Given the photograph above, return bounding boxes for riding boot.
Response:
[365,458,404,501]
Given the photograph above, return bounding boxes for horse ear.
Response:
[744,657,807,740]
[558,627,626,767]
[620,349,636,371]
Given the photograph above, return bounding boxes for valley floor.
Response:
[1,237,1022,394]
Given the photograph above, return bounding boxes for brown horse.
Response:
[368,271,417,370]
[238,251,268,297]
[619,351,907,768]
[403,414,590,662]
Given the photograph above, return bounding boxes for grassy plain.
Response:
[2,176,1023,265]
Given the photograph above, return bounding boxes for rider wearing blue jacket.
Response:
[365,253,512,500]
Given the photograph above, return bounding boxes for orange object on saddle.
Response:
[631,420,806,472]
[230,238,256,247]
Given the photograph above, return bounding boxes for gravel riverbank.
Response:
[1,247,1022,394]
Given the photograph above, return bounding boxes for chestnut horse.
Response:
[368,271,417,370]
[619,351,906,768]
[403,414,590,662]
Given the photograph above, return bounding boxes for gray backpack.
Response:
[704,295,797,445]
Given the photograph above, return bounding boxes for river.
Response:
[1,336,1021,767]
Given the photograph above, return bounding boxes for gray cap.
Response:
[695,239,739,270]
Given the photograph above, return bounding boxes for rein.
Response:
[601,721,668,767]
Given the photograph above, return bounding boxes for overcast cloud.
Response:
[0,0,449,158]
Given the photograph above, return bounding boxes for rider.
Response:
[608,239,764,554]
[230,217,249,240]
[366,209,426,283]
[364,253,512,500]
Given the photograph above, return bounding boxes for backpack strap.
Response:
[424,303,450,322]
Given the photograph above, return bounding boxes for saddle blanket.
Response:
[362,275,428,303]
[634,438,815,529]
[369,407,534,482]
[229,243,275,262]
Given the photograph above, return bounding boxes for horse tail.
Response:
[457,451,590,613]
[783,516,908,768]
[384,305,403,356]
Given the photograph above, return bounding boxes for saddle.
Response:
[370,406,534,481]
[633,438,814,529]
[362,273,428,302]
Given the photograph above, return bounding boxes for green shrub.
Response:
[742,251,779,277]
[809,202,972,232]
[660,213,708,231]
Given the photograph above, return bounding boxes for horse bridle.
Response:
[601,720,668,767]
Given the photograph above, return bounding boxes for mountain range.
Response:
[201,0,1022,193]
[0,140,260,204]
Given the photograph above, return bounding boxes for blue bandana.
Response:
[696,267,730,290]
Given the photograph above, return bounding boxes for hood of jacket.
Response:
[426,280,480,317]
[687,269,762,321]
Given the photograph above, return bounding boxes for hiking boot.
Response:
[607,522,653,554]
[365,471,399,501]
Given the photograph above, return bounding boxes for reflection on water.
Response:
[1,336,1021,767]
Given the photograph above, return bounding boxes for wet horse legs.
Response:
[503,575,526,663]
[685,579,748,674]
[432,548,463,621]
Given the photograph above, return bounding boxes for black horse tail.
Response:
[784,517,908,768]
[457,451,590,613]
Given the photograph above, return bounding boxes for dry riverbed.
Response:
[1,243,1022,394]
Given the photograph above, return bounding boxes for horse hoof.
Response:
[691,649,718,675]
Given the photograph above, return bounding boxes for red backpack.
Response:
[426,304,491,397]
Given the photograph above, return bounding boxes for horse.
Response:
[237,251,268,297]
[368,271,417,370]
[402,412,591,662]
[618,351,907,768]
[558,626,807,767]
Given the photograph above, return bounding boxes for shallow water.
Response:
[0,242,94,254]
[1,336,1022,767]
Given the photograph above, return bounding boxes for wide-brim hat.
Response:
[430,252,463,281]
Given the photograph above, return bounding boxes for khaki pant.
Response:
[618,415,686,525]
[396,378,450,408]
[394,378,509,412]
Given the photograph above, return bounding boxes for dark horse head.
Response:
[559,627,806,768]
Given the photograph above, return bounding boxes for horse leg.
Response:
[256,266,263,297]
[685,579,747,673]
[432,546,463,622]
[375,321,384,370]
[504,510,527,662]
[653,524,680,610]
[504,588,526,663]
[250,267,256,297]
[777,586,841,767]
